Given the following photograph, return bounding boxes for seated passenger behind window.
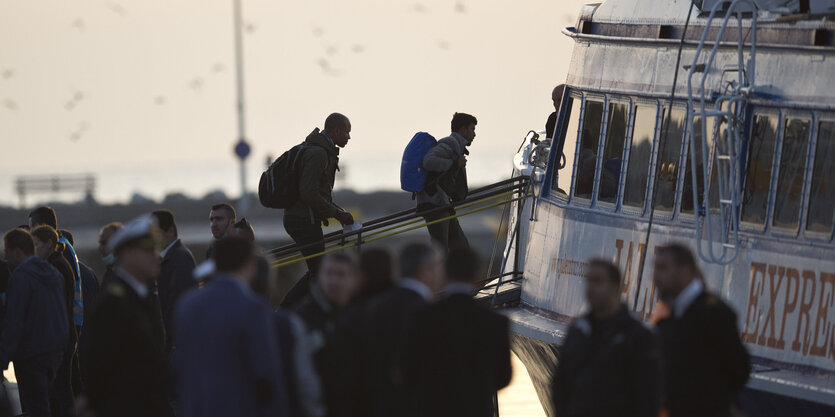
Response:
[545,85,566,140]
[599,158,621,200]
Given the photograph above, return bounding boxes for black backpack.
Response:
[258,143,325,209]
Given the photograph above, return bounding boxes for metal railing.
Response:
[267,176,532,273]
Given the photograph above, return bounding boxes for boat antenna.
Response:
[632,0,697,312]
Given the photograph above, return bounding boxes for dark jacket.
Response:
[0,260,9,334]
[157,239,196,350]
[47,251,77,343]
[362,286,430,417]
[85,273,172,417]
[78,263,99,362]
[551,306,660,417]
[100,264,117,289]
[403,292,511,417]
[0,257,69,368]
[173,275,288,417]
[285,128,341,224]
[417,132,469,207]
[656,291,750,417]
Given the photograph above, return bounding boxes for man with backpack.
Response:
[415,112,476,252]
[280,113,354,307]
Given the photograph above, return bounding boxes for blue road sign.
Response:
[234,139,251,160]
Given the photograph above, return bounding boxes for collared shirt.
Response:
[320,129,336,147]
[442,282,476,297]
[400,277,433,302]
[671,279,703,318]
[115,267,149,298]
[160,238,180,259]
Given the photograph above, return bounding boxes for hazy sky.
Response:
[0,0,587,206]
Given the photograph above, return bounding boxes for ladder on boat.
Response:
[686,0,759,265]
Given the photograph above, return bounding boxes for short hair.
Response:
[210,203,237,221]
[588,258,621,285]
[451,112,477,133]
[360,248,395,296]
[321,252,355,270]
[58,229,73,246]
[212,236,255,272]
[101,222,124,235]
[234,218,255,242]
[3,228,35,257]
[324,113,349,131]
[657,243,698,270]
[31,225,60,247]
[445,248,482,283]
[29,206,57,229]
[151,210,178,235]
[399,242,437,278]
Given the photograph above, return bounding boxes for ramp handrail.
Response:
[686,0,758,265]
[266,176,532,268]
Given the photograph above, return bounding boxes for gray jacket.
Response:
[417,132,469,207]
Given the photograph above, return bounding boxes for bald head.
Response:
[323,112,351,148]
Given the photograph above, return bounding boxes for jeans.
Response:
[417,203,469,253]
[15,351,63,417]
[281,215,325,307]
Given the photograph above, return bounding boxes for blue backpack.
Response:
[400,132,437,192]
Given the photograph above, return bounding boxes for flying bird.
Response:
[188,77,204,92]
[454,1,467,13]
[351,44,365,54]
[312,27,324,37]
[154,96,167,106]
[244,21,256,34]
[316,58,339,76]
[438,40,451,50]
[72,18,85,31]
[211,63,225,73]
[326,45,338,56]
[413,3,428,13]
[107,2,127,16]
[3,99,17,111]
[1,69,13,79]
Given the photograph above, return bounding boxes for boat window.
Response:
[773,118,811,230]
[681,117,715,214]
[653,107,687,213]
[740,114,778,226]
[573,100,604,201]
[597,103,629,204]
[806,121,835,234]
[551,97,581,196]
[623,105,656,209]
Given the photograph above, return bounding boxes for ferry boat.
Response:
[498,0,835,415]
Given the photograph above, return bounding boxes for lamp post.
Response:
[232,0,250,213]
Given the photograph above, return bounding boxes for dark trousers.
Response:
[417,203,469,252]
[281,215,325,307]
[50,345,75,417]
[15,351,63,417]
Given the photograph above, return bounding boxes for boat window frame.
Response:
[739,108,782,233]
[570,92,607,207]
[546,88,584,204]
[803,115,835,242]
[595,96,634,212]
[620,97,661,217]
[770,111,815,236]
[650,103,689,220]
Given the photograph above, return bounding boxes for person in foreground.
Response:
[173,235,289,417]
[83,215,172,417]
[403,247,511,417]
[551,259,660,417]
[0,228,69,417]
[653,243,750,417]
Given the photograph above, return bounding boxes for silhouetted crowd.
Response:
[0,204,512,417]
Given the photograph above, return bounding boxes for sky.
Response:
[0,0,588,206]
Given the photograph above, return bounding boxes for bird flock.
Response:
[1,1,471,143]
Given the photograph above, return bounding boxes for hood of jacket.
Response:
[305,128,339,157]
[18,256,63,291]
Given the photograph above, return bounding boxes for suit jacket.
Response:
[173,275,288,417]
[77,263,100,366]
[551,306,660,417]
[84,273,171,417]
[157,239,196,350]
[362,286,430,417]
[656,291,750,417]
[403,293,512,417]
